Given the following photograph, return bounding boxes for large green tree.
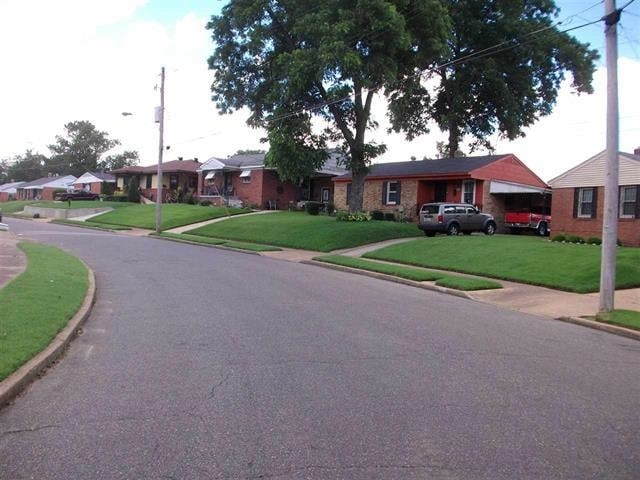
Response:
[389,0,598,157]
[47,121,120,176]
[207,0,450,210]
[98,150,139,171]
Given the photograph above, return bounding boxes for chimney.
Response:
[634,146,640,157]
[178,156,183,161]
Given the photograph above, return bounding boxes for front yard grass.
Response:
[0,201,39,214]
[364,235,640,293]
[91,204,249,230]
[51,219,132,230]
[0,242,88,381]
[314,255,501,291]
[187,212,420,252]
[157,232,281,252]
[596,310,640,331]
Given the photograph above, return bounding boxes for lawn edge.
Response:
[302,259,472,299]
[149,233,262,255]
[0,257,96,409]
[556,316,640,342]
[50,219,131,231]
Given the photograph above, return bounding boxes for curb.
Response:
[0,261,96,408]
[301,260,473,300]
[556,316,640,341]
[148,234,261,256]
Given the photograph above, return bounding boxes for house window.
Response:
[189,176,197,189]
[462,180,475,204]
[384,181,399,205]
[145,175,152,189]
[321,187,330,203]
[240,169,251,184]
[619,186,637,218]
[577,187,595,218]
[169,174,179,189]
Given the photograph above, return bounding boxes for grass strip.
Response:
[157,232,281,251]
[435,276,502,291]
[364,236,640,293]
[0,242,88,380]
[596,310,640,331]
[51,219,131,230]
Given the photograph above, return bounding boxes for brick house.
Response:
[111,159,199,202]
[0,182,25,202]
[548,149,640,246]
[333,154,550,231]
[197,152,346,209]
[16,175,77,201]
[73,171,116,194]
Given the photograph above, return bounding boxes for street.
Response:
[1,218,639,479]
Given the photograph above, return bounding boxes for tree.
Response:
[435,141,466,159]
[389,0,598,158]
[47,121,120,176]
[207,0,450,211]
[98,150,139,171]
[6,150,48,181]
[0,158,9,183]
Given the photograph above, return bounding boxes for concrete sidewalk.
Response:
[165,209,277,234]
[0,231,26,289]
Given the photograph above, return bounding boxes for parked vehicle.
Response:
[504,211,551,236]
[55,190,100,201]
[418,202,497,237]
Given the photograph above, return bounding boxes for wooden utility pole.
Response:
[599,1,620,312]
[156,66,165,234]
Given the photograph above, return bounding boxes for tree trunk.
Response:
[349,170,367,212]
[448,120,459,158]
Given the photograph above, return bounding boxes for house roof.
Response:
[199,150,348,176]
[75,171,116,183]
[335,154,508,181]
[111,159,200,175]
[0,181,25,192]
[19,175,77,189]
[548,150,640,188]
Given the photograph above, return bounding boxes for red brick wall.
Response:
[42,187,58,201]
[260,170,301,209]
[551,187,640,246]
[0,192,9,202]
[472,155,548,188]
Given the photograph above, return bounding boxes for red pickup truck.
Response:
[504,211,551,236]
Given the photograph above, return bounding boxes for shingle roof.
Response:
[200,150,348,175]
[111,159,200,174]
[19,177,60,188]
[335,154,508,180]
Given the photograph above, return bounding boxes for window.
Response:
[169,174,179,189]
[620,186,637,218]
[145,175,152,189]
[384,181,400,205]
[462,180,475,204]
[240,170,251,184]
[321,187,330,203]
[577,187,595,218]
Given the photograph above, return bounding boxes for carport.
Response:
[487,180,552,231]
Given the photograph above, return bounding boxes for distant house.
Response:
[197,151,346,209]
[548,149,640,247]
[73,171,116,194]
[111,159,200,202]
[333,154,550,230]
[0,182,25,202]
[16,175,77,201]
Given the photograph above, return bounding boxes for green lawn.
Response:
[364,235,640,293]
[157,232,281,251]
[0,201,38,214]
[90,204,249,230]
[596,310,640,331]
[30,200,135,209]
[51,219,132,230]
[0,242,89,380]
[315,255,501,290]
[187,212,420,252]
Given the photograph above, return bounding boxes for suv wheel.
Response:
[447,223,460,236]
[484,221,496,236]
[537,222,548,236]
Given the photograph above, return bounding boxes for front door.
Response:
[435,182,447,202]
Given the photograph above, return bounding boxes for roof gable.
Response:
[548,151,640,188]
[470,154,549,188]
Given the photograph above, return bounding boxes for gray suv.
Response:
[418,203,497,237]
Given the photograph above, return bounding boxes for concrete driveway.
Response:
[1,218,639,480]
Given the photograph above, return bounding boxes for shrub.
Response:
[551,234,566,242]
[335,210,372,222]
[326,202,336,215]
[587,237,602,245]
[199,200,212,207]
[306,201,322,215]
[127,177,140,203]
[566,235,585,244]
[384,212,396,221]
[371,210,384,220]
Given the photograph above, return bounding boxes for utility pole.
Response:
[599,0,620,312]
[156,66,165,234]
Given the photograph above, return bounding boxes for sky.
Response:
[0,0,638,182]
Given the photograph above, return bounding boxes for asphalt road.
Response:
[1,218,639,480]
